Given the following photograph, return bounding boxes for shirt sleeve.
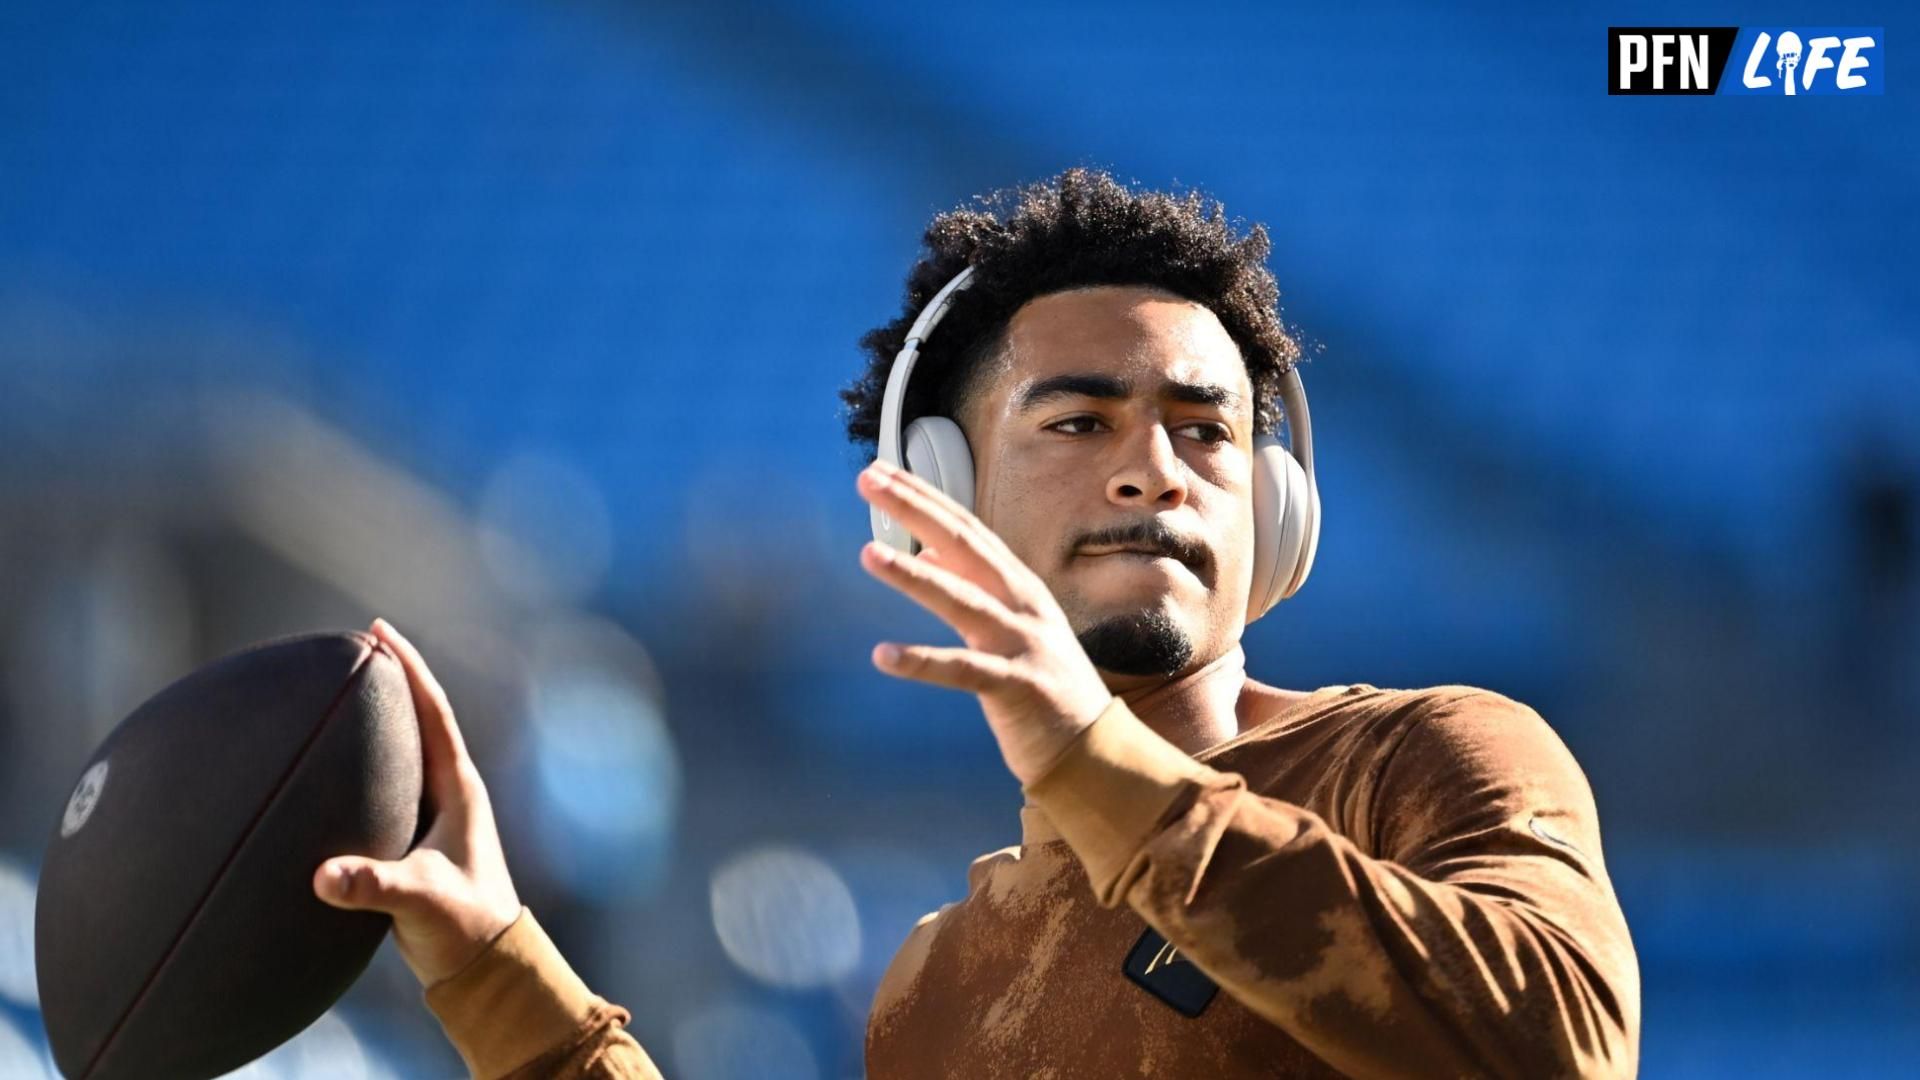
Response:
[1022,692,1641,1080]
[423,908,666,1080]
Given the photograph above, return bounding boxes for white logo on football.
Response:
[61,760,109,838]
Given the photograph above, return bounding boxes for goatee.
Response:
[1077,608,1195,677]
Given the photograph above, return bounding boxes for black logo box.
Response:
[1608,27,1741,94]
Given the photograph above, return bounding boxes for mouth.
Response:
[1078,546,1201,571]
[1072,525,1213,582]
[1082,546,1180,559]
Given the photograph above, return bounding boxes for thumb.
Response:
[312,856,428,916]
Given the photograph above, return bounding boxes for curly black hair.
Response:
[841,167,1302,455]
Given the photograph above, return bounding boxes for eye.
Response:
[1177,422,1233,446]
[1046,415,1106,435]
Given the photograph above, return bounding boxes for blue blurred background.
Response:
[1,1,1915,1076]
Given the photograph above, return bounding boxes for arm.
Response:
[1024,690,1640,1080]
[313,619,665,1080]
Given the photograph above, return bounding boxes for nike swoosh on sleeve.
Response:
[1528,814,1587,859]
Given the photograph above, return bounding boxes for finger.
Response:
[858,464,1006,587]
[888,464,1023,560]
[861,541,1011,643]
[863,463,1048,607]
[916,541,1048,615]
[872,641,1010,694]
[313,855,431,916]
[369,619,472,810]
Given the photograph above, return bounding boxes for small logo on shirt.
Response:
[1123,927,1218,1018]
[1144,938,1188,973]
[1528,814,1584,858]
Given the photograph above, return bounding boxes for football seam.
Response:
[78,639,381,1080]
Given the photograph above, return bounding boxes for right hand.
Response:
[311,618,524,988]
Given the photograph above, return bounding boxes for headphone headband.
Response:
[876,266,976,472]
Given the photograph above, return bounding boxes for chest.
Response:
[864,846,1346,1080]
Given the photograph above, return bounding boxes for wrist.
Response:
[1009,689,1113,787]
[424,905,526,989]
[1021,697,1224,906]
[424,908,605,1079]
[397,890,525,988]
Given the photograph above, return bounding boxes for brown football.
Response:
[34,630,422,1080]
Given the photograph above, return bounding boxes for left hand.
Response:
[857,459,1114,786]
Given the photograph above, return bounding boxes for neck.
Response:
[1100,645,1248,755]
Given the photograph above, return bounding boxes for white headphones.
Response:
[869,266,1321,624]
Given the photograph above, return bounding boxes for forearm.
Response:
[1025,698,1639,1080]
[425,908,665,1080]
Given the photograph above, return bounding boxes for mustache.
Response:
[1071,520,1212,569]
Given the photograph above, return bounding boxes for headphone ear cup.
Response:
[1247,434,1311,623]
[899,417,976,553]
[1288,465,1321,600]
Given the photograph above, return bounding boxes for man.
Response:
[314,170,1640,1077]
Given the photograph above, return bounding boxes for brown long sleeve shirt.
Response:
[425,677,1639,1078]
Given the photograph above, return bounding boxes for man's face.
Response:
[961,286,1257,680]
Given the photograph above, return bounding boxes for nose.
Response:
[1106,424,1189,510]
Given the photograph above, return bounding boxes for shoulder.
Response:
[1243,681,1559,751]
[1229,680,1556,758]
[1236,681,1590,812]
[1222,680,1575,810]
[1349,682,1546,726]
[1370,685,1578,779]
[1361,686,1605,866]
